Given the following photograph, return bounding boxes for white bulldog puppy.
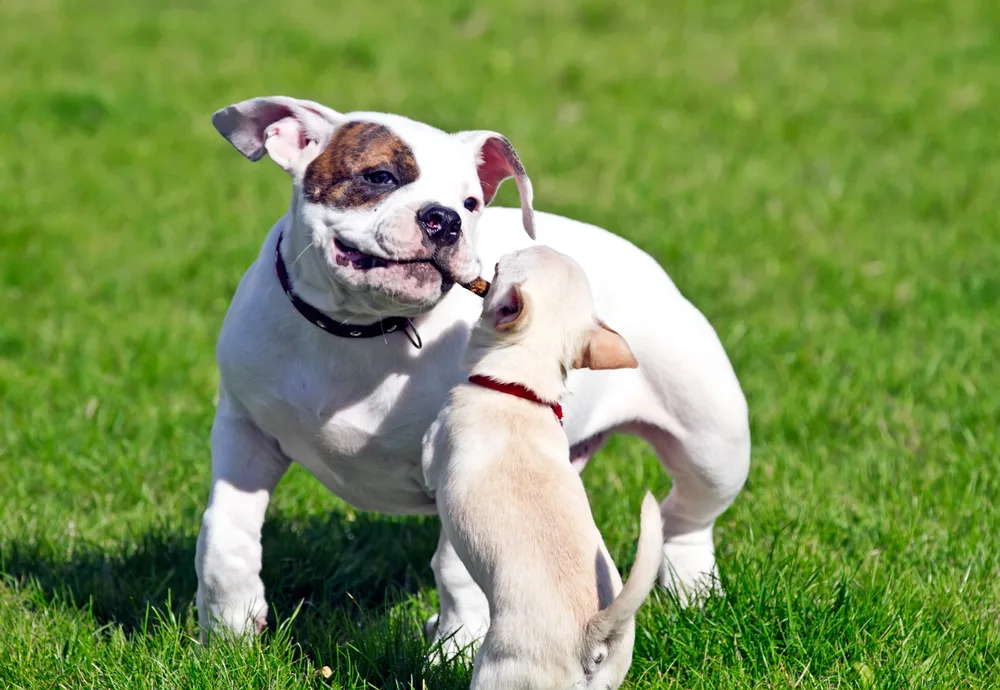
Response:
[196,96,750,649]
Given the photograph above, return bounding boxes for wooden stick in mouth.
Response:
[461,277,491,297]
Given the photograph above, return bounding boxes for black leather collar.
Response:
[274,232,422,348]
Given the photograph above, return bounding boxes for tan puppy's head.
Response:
[469,246,638,386]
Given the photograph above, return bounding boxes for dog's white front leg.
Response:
[195,399,290,642]
[426,528,490,661]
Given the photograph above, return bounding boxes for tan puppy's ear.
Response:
[574,321,639,370]
[494,283,529,330]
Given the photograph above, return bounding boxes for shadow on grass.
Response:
[0,510,472,687]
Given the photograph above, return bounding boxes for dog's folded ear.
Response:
[493,283,529,330]
[212,97,344,176]
[574,321,639,371]
[456,131,535,239]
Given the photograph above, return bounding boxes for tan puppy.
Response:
[422,246,663,690]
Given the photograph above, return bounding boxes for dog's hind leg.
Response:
[569,430,612,472]
[426,528,491,661]
[634,419,749,604]
[622,302,750,605]
[195,395,290,642]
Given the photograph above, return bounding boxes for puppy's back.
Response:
[440,384,609,625]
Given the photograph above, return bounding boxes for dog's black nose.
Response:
[417,205,462,246]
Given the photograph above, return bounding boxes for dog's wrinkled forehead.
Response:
[350,112,470,169]
[303,120,419,208]
[303,113,474,210]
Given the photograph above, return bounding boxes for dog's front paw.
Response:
[425,615,483,664]
[424,613,440,639]
[196,589,270,645]
[660,540,721,606]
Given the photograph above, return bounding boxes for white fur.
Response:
[195,97,751,650]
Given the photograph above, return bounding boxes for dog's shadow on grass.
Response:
[0,510,470,686]
[1,321,483,686]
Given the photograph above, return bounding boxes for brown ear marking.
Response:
[574,323,639,371]
[303,121,420,208]
[596,319,621,336]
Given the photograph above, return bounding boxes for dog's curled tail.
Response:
[585,492,662,647]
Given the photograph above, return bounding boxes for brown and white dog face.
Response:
[212,96,534,314]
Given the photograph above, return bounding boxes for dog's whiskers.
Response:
[290,241,314,269]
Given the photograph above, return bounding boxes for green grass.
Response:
[2,0,999,687]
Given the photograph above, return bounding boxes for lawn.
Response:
[1,0,999,687]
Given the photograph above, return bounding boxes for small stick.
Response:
[462,277,491,297]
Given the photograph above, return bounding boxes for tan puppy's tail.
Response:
[585,492,662,647]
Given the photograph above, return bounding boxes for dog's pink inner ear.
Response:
[467,133,535,239]
[494,284,526,330]
[263,117,309,170]
[212,97,342,174]
[574,323,639,371]
[477,138,516,205]
[213,100,295,162]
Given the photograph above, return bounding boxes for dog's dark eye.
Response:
[363,170,398,186]
[464,197,478,212]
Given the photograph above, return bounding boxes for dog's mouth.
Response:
[333,238,456,289]
[334,238,397,270]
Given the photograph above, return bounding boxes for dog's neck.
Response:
[465,329,568,404]
[279,200,433,326]
[278,211,372,324]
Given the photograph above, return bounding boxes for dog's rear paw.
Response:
[660,541,722,606]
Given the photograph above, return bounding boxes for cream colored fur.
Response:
[423,246,663,689]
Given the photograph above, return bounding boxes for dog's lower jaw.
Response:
[324,250,460,317]
[279,222,449,321]
[288,253,451,324]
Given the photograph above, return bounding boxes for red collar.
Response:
[468,374,563,423]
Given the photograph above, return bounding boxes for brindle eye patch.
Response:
[303,121,419,208]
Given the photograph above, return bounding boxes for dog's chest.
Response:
[238,341,464,514]
[316,373,438,458]
[218,258,476,513]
